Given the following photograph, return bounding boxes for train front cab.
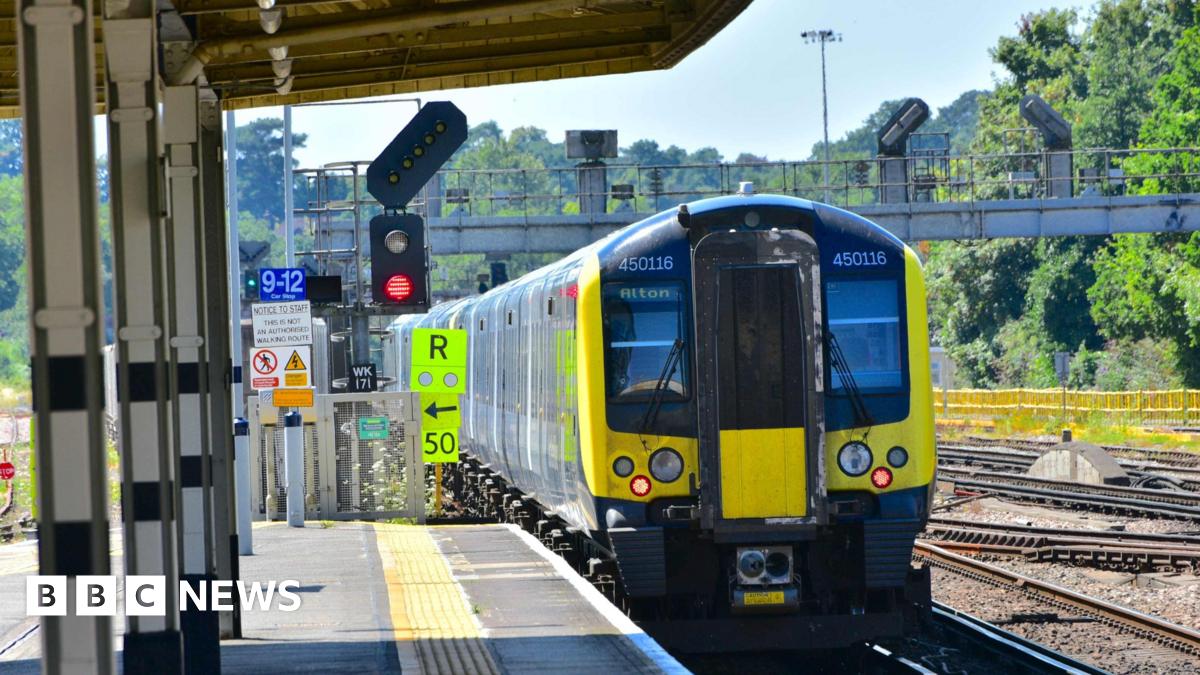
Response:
[591,201,933,652]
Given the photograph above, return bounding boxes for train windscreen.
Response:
[602,282,688,401]
[825,279,903,392]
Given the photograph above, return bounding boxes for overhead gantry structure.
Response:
[13,1,751,673]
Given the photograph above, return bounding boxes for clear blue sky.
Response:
[100,0,1068,163]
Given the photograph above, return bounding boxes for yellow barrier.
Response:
[932,388,1200,427]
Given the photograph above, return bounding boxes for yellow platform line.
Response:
[373,523,498,674]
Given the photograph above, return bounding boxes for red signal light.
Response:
[871,467,893,489]
[630,475,652,497]
[384,274,413,302]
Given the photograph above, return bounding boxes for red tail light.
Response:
[630,475,652,497]
[871,467,893,489]
[384,274,413,302]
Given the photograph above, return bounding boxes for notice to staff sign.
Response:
[252,301,313,347]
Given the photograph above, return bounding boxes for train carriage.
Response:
[390,190,935,651]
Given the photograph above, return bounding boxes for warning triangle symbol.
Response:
[285,351,307,371]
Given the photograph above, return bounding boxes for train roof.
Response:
[401,194,906,326]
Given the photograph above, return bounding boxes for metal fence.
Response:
[934,388,1200,427]
[248,391,424,522]
[420,147,1200,218]
[291,147,1200,232]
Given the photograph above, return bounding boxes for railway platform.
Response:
[0,522,683,674]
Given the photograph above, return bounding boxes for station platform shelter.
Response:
[1,522,685,673]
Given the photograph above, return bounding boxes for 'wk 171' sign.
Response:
[349,363,377,393]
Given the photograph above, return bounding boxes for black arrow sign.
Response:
[424,401,458,419]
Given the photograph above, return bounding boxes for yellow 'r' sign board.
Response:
[410,328,467,394]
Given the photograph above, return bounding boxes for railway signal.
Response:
[369,213,428,308]
[365,101,467,311]
[366,101,468,209]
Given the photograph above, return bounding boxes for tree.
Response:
[0,119,21,177]
[234,118,308,225]
[1087,20,1200,386]
[0,176,25,315]
[1089,232,1200,385]
[926,239,1038,386]
[619,139,687,166]
[1075,0,1191,149]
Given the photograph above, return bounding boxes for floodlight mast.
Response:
[801,29,841,203]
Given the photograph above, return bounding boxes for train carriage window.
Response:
[602,282,688,401]
[825,279,904,391]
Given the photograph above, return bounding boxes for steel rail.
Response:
[939,442,1200,481]
[930,601,1106,675]
[964,436,1200,468]
[914,542,1200,657]
[926,516,1200,547]
[937,466,1200,507]
[947,478,1200,521]
[920,531,1200,574]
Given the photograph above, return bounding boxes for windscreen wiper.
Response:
[827,332,874,429]
[639,338,684,435]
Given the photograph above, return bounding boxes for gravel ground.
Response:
[927,487,1200,672]
[991,556,1200,630]
[937,495,1200,535]
[928,564,1199,674]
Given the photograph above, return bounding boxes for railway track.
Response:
[963,436,1200,469]
[921,516,1200,573]
[922,602,1106,674]
[938,443,1200,490]
[913,541,1200,659]
[937,467,1200,521]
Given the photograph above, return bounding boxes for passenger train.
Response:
[388,190,935,651]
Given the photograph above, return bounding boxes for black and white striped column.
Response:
[17,0,114,672]
[198,95,240,639]
[163,84,220,672]
[102,12,182,672]
[225,109,253,556]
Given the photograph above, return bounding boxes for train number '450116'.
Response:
[618,256,674,272]
[832,250,887,267]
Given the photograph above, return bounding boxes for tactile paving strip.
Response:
[373,523,499,674]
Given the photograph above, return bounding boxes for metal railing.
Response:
[293,147,1200,230]
[934,388,1200,427]
[247,391,425,522]
[415,147,1200,218]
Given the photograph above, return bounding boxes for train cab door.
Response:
[692,229,826,535]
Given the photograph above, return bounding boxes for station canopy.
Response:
[0,0,752,115]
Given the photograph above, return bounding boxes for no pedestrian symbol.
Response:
[410,328,466,394]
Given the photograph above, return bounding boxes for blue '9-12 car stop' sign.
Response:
[259,268,306,302]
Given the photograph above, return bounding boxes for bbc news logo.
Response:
[26,576,302,616]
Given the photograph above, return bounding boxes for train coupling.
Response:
[730,545,799,613]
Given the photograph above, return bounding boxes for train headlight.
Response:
[765,551,791,579]
[649,448,684,483]
[612,456,634,478]
[837,442,872,477]
[887,446,908,468]
[738,550,765,580]
[871,466,894,489]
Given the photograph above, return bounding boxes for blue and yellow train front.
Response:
[574,197,934,652]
